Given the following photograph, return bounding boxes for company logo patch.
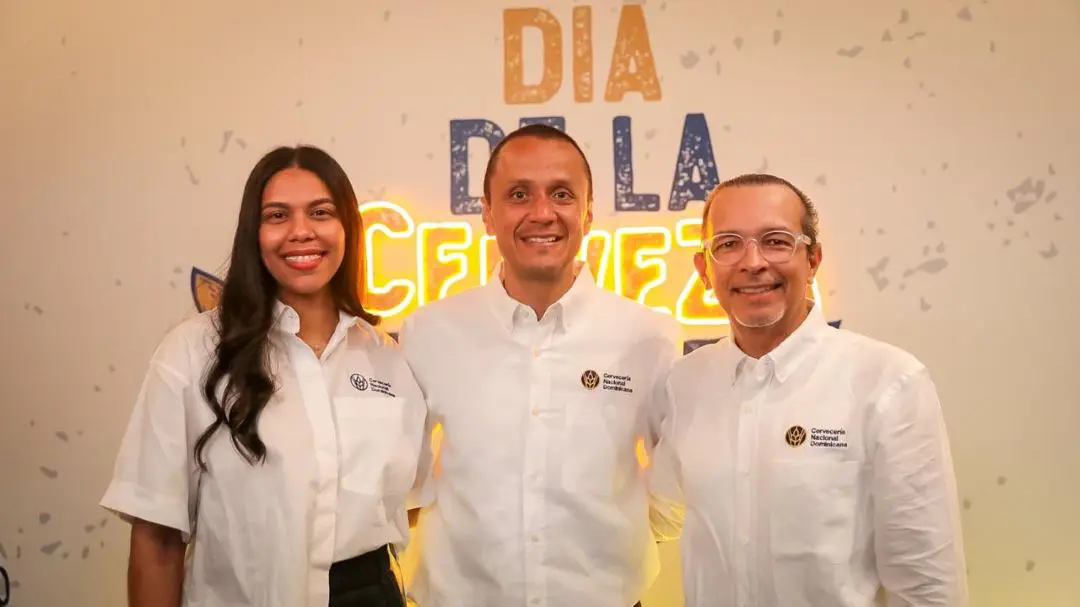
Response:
[581,369,600,390]
[785,425,807,447]
[350,373,369,391]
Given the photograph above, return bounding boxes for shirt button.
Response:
[531,599,540,606]
[740,536,749,546]
[530,534,540,543]
[531,407,540,417]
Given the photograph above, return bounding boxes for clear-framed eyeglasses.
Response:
[702,229,812,266]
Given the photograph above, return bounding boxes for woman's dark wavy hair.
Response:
[193,145,380,471]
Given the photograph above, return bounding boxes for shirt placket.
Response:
[734,359,772,607]
[291,337,340,582]
[519,313,556,606]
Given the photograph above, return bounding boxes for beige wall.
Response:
[1,0,1078,604]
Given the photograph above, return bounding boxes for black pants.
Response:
[329,546,405,607]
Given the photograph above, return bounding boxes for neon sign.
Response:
[192,200,825,328]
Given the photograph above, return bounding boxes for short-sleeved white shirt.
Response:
[100,301,427,607]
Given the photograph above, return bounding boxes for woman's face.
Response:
[258,167,346,300]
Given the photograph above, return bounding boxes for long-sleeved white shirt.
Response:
[100,302,427,607]
[399,263,681,607]
[649,303,969,607]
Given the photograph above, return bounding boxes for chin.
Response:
[731,307,785,329]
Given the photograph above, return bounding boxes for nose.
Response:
[529,196,557,222]
[288,214,316,241]
[738,239,768,271]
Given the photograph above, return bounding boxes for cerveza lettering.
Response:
[601,373,633,394]
[809,427,848,448]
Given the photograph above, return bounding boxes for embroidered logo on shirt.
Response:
[785,425,807,447]
[581,369,600,390]
[351,373,396,397]
[601,373,633,393]
[807,427,849,448]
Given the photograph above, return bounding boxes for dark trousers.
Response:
[329,546,405,607]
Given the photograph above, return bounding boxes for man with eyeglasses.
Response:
[647,173,969,606]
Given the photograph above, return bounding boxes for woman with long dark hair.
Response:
[100,145,427,607]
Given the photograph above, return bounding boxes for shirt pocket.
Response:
[334,396,407,495]
[562,394,639,496]
[769,459,861,565]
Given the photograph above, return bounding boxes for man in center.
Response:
[398,124,682,607]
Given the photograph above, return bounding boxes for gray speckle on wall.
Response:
[902,258,949,278]
[645,129,657,140]
[773,30,782,45]
[715,61,721,75]
[867,257,890,290]
[989,41,996,52]
[41,541,62,555]
[877,228,886,235]
[963,498,972,510]
[815,175,827,185]
[957,6,973,21]
[1048,163,1056,176]
[94,385,101,392]
[1039,243,1059,259]
[401,113,408,125]
[1026,560,1035,572]
[383,10,391,21]
[40,467,58,479]
[837,46,863,58]
[0,542,6,559]
[882,29,893,42]
[920,297,931,312]
[1007,177,1045,212]
[936,242,945,253]
[33,305,44,315]
[903,57,912,68]
[184,165,199,185]
[219,130,232,153]
[899,9,909,24]
[84,524,95,532]
[998,475,1007,485]
[1003,238,1012,247]
[907,31,926,40]
[425,152,434,161]
[1053,213,1062,222]
[1045,192,1057,204]
[180,136,186,147]
[680,51,700,69]
[40,513,51,525]
[236,138,247,149]
[708,45,716,55]
[756,157,769,172]
[82,546,90,559]
[734,36,744,50]
[927,220,936,229]
[296,100,303,108]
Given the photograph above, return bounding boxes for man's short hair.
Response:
[700,173,820,248]
[482,124,594,203]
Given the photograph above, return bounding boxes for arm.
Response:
[870,367,969,606]
[100,330,197,606]
[646,375,685,542]
[397,315,437,515]
[644,323,686,541]
[128,519,186,607]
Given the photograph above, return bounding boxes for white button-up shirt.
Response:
[100,302,427,607]
[650,304,969,607]
[399,264,681,607]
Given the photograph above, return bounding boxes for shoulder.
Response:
[831,327,926,381]
[589,289,682,342]
[149,310,219,373]
[670,337,727,383]
[401,287,489,332]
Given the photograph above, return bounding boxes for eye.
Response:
[551,189,575,203]
[508,190,528,202]
[262,210,287,222]
[311,207,335,218]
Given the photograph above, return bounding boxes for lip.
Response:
[731,282,783,295]
[282,250,326,271]
[518,234,564,245]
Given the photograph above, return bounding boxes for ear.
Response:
[583,199,594,234]
[481,197,495,236]
[807,242,823,281]
[693,251,712,291]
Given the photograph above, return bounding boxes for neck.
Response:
[501,265,578,319]
[731,301,813,359]
[279,289,338,347]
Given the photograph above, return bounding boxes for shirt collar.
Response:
[727,300,829,385]
[486,260,595,334]
[271,299,358,337]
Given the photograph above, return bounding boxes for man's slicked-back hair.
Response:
[482,124,594,203]
[701,173,820,248]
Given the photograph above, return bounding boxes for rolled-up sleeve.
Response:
[100,355,192,536]
[870,366,970,606]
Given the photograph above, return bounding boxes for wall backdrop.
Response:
[2,0,1078,604]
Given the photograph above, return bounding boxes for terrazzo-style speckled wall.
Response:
[1,0,1077,605]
